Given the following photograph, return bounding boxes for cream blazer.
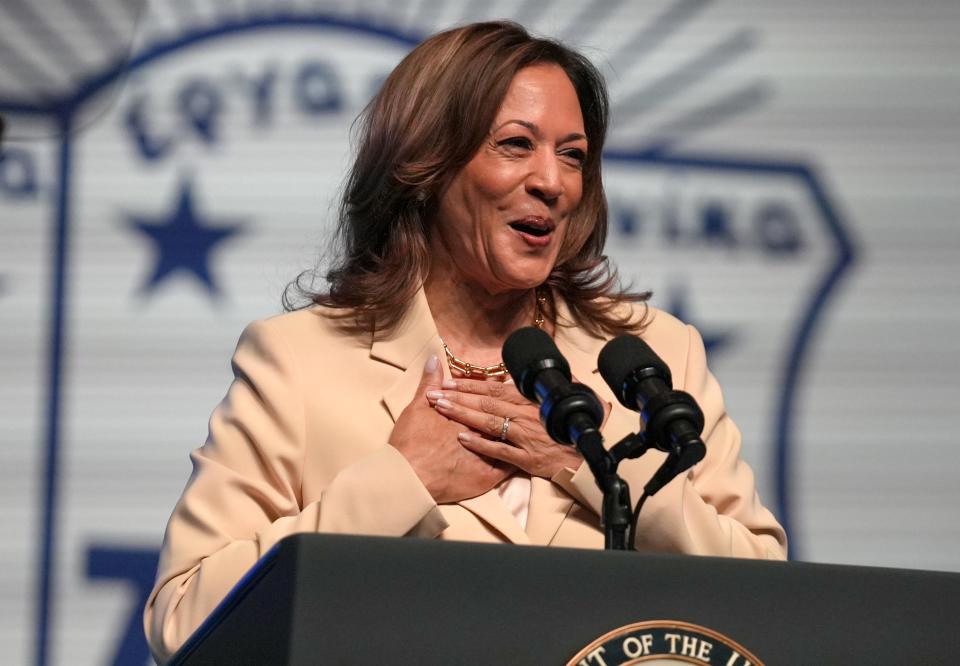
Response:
[144,290,787,662]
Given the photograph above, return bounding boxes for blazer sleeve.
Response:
[143,319,447,663]
[558,324,788,560]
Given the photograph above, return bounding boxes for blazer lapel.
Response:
[373,288,445,422]
[525,476,575,545]
[459,491,531,545]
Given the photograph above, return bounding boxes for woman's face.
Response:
[432,63,588,295]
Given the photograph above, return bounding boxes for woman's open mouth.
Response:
[509,216,555,246]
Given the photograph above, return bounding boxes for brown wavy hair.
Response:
[285,21,650,337]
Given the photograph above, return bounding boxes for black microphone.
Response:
[502,327,604,447]
[505,327,635,550]
[598,335,706,460]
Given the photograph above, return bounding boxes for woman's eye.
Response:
[499,137,533,150]
[562,148,587,167]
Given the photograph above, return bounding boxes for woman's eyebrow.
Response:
[493,119,587,144]
[494,119,537,133]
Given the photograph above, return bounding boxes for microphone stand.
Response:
[560,384,707,550]
[572,421,706,550]
[609,431,707,544]
[540,384,706,550]
[569,415,633,551]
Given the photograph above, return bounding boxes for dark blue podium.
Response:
[169,533,960,665]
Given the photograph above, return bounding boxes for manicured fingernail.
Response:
[436,398,453,410]
[425,355,439,372]
[425,390,444,400]
[458,432,471,442]
[442,379,457,389]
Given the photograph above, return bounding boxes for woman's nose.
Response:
[525,151,563,202]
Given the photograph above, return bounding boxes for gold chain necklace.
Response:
[441,291,546,379]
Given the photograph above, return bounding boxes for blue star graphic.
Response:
[126,181,243,298]
[665,286,736,357]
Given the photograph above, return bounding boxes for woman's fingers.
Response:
[432,395,519,440]
[423,380,585,479]
[439,376,612,428]
[458,430,582,480]
[426,389,539,437]
[441,378,529,405]
[458,432,524,466]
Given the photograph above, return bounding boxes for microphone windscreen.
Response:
[502,327,569,400]
[598,335,672,406]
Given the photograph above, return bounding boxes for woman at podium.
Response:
[144,21,787,662]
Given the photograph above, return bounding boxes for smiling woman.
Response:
[431,64,586,297]
[144,21,787,663]
[295,20,643,342]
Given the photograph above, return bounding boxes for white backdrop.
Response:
[1,1,958,664]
